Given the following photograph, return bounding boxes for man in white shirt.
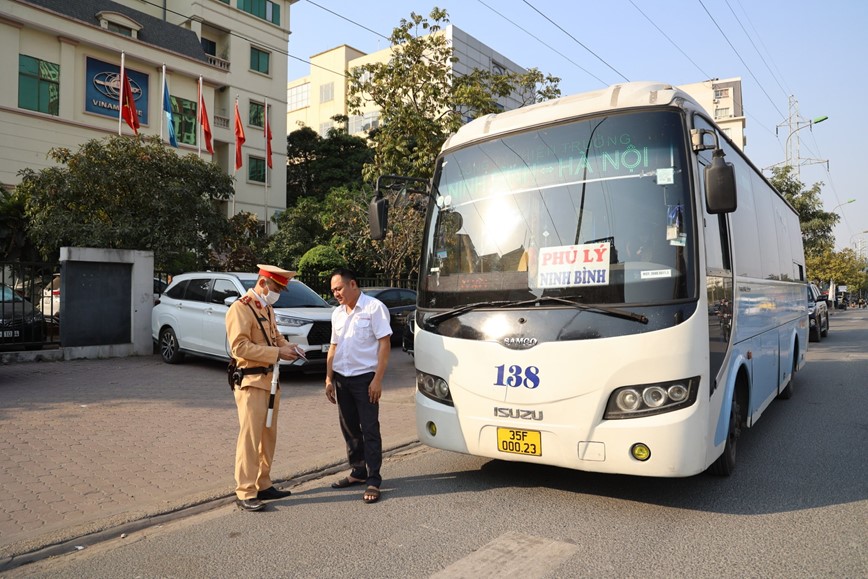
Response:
[325,268,391,504]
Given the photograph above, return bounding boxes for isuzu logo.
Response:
[494,407,544,421]
[502,337,538,349]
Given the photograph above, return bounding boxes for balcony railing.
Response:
[214,115,229,129]
[207,54,230,71]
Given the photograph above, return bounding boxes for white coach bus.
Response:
[370,81,808,477]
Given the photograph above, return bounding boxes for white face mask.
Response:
[264,287,280,306]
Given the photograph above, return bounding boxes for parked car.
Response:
[151,272,334,371]
[1,283,44,350]
[41,273,60,321]
[807,283,829,342]
[360,287,417,345]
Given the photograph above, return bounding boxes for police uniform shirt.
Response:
[330,292,392,377]
[225,288,289,390]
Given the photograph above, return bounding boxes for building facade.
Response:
[1,0,296,231]
[287,24,529,138]
[678,77,746,150]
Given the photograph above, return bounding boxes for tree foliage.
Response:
[807,248,867,292]
[770,165,836,258]
[0,188,41,262]
[285,119,373,206]
[261,196,328,269]
[297,244,346,277]
[18,135,233,270]
[210,211,267,272]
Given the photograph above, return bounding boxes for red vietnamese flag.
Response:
[198,79,214,154]
[234,99,245,170]
[265,108,273,169]
[120,67,139,134]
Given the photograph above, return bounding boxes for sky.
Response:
[285,0,867,253]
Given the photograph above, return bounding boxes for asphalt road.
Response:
[6,310,868,578]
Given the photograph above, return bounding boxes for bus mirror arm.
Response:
[370,175,432,240]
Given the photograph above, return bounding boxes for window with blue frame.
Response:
[238,0,280,25]
[19,55,60,116]
[250,47,270,74]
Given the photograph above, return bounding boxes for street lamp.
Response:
[784,115,828,167]
[831,199,856,214]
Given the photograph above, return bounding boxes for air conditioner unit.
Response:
[713,98,720,103]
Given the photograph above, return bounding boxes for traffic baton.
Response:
[265,360,279,428]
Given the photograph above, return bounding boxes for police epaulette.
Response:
[240,295,252,304]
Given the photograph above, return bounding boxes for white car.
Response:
[41,273,61,321]
[152,272,334,370]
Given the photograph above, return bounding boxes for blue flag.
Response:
[162,76,178,147]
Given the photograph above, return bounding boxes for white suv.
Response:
[152,272,334,370]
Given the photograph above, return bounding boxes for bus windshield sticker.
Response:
[536,242,611,289]
[640,269,672,279]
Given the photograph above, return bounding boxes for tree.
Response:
[298,245,346,277]
[0,188,41,262]
[346,7,560,181]
[341,7,559,281]
[262,196,328,268]
[18,135,233,270]
[807,248,867,293]
[210,211,267,272]
[770,165,837,258]
[285,118,373,207]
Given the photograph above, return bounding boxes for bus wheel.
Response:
[710,389,741,476]
[778,350,797,400]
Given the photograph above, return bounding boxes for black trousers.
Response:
[334,372,382,487]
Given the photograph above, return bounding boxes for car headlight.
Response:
[604,377,699,419]
[417,370,452,406]
[274,315,310,327]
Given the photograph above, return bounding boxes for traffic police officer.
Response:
[226,264,301,511]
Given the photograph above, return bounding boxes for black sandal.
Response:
[331,476,364,489]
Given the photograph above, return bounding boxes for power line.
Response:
[475,0,608,86]
[521,0,629,83]
[303,0,390,42]
[726,0,788,99]
[627,0,712,81]
[696,0,784,119]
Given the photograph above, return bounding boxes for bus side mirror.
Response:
[705,149,737,214]
[369,195,389,240]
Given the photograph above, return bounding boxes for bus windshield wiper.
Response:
[509,296,648,324]
[424,296,648,327]
[424,300,514,327]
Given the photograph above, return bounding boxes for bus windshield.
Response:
[420,110,697,309]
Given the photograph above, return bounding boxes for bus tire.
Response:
[709,389,741,476]
[778,348,798,400]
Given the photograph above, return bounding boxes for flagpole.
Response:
[197,76,203,158]
[264,97,269,236]
[233,95,239,216]
[159,64,166,141]
[118,52,125,135]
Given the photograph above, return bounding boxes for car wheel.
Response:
[809,322,820,342]
[159,327,184,364]
[820,313,829,337]
[709,386,742,476]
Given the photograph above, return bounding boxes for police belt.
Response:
[237,365,274,376]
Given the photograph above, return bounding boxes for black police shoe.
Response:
[257,486,292,500]
[236,498,265,511]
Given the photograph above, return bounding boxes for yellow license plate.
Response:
[496,427,541,456]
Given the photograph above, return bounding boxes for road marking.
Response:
[431,531,578,578]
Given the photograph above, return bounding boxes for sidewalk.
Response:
[0,352,419,562]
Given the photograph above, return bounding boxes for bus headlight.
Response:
[604,377,700,419]
[417,370,453,406]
